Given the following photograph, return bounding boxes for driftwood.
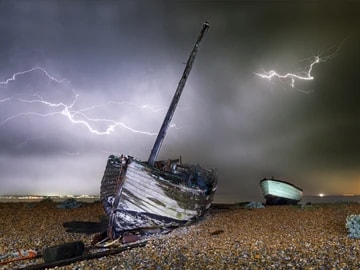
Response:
[15,240,148,270]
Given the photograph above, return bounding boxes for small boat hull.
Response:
[101,155,217,238]
[260,178,303,205]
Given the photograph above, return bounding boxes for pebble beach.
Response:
[1,200,360,269]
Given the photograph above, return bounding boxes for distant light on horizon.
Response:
[319,193,325,197]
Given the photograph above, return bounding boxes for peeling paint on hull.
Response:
[101,155,217,238]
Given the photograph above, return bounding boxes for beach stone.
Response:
[245,201,265,209]
[2,201,360,269]
[57,198,83,209]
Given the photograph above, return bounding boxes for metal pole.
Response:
[148,22,210,166]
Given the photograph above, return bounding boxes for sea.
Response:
[213,194,360,205]
[1,194,360,204]
[0,195,100,203]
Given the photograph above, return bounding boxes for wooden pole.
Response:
[148,22,210,166]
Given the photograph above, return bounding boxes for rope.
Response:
[0,249,39,265]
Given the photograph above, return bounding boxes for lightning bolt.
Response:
[0,67,170,136]
[0,66,67,86]
[254,56,320,92]
[255,42,343,92]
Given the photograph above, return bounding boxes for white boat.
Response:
[260,178,303,205]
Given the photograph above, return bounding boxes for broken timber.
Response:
[15,241,148,270]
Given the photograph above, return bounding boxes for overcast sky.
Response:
[0,0,359,201]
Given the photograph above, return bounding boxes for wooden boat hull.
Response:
[100,155,217,238]
[260,178,303,205]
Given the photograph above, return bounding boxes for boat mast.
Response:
[148,22,210,167]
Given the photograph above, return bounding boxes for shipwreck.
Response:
[100,22,217,240]
[0,22,219,270]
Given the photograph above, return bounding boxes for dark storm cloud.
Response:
[0,0,360,198]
